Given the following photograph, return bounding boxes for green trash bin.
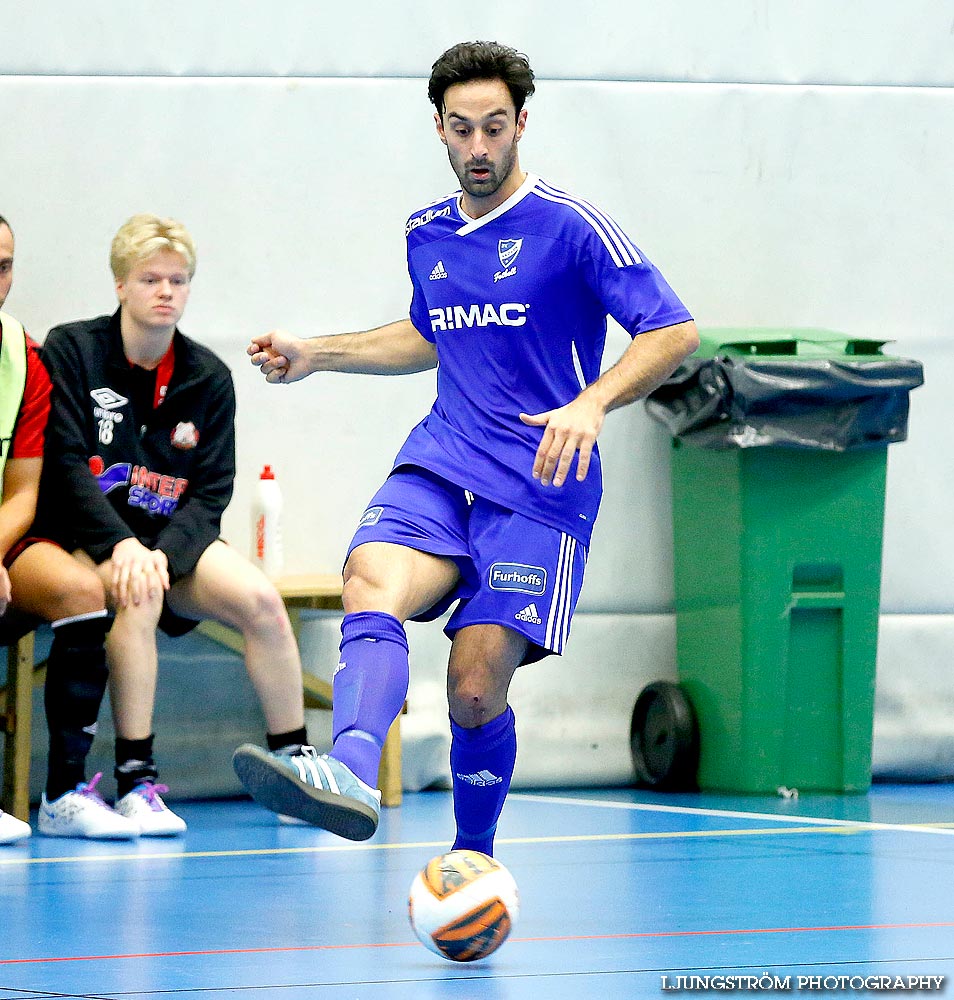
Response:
[644,328,924,794]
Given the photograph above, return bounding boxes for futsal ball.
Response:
[408,850,519,962]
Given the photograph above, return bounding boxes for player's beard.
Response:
[452,136,520,202]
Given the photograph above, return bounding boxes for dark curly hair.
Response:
[428,41,535,116]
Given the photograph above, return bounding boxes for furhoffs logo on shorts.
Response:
[488,562,547,595]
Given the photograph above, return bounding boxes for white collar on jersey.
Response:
[455,172,539,236]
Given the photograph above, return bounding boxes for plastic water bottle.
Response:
[252,464,283,577]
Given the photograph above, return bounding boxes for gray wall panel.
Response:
[2,2,951,86]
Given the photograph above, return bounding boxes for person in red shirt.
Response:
[1,214,139,844]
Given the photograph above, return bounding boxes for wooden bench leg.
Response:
[2,633,35,822]
[378,713,402,808]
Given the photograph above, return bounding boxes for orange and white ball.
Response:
[408,850,519,962]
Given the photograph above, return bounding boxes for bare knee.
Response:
[49,568,106,620]
[446,625,525,726]
[447,663,509,728]
[111,591,164,634]
[239,582,293,640]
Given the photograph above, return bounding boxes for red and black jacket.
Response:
[35,310,236,583]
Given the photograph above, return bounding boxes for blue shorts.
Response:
[346,467,588,664]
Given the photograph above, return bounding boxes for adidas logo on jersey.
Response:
[514,603,543,625]
[455,770,503,787]
[429,260,448,281]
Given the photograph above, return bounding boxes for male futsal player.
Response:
[235,41,699,851]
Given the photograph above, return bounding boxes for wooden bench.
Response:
[0,573,402,822]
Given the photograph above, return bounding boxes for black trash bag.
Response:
[646,354,924,451]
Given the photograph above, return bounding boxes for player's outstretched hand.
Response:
[247,330,311,384]
[520,395,606,487]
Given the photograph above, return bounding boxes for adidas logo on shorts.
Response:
[429,260,448,280]
[514,603,543,625]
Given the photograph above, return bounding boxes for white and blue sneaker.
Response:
[0,809,31,845]
[38,774,139,840]
[232,744,381,842]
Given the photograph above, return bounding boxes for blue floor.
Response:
[1,785,953,997]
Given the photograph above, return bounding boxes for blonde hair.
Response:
[110,213,196,281]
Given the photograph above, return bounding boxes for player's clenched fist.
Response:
[248,330,310,384]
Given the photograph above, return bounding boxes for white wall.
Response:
[4,1,953,786]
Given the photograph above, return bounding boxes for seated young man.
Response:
[1,212,131,844]
[34,213,311,839]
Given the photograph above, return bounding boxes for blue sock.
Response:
[450,706,516,856]
[331,611,409,788]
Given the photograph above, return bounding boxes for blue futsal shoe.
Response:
[231,744,381,842]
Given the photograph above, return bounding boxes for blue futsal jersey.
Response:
[394,173,692,546]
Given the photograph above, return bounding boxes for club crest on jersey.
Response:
[170,421,199,450]
[498,239,523,269]
[494,238,522,283]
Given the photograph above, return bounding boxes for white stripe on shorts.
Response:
[545,533,579,653]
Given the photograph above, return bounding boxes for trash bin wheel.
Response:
[630,681,699,790]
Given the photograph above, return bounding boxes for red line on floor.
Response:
[2,921,952,966]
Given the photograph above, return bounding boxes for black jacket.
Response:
[36,310,236,582]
